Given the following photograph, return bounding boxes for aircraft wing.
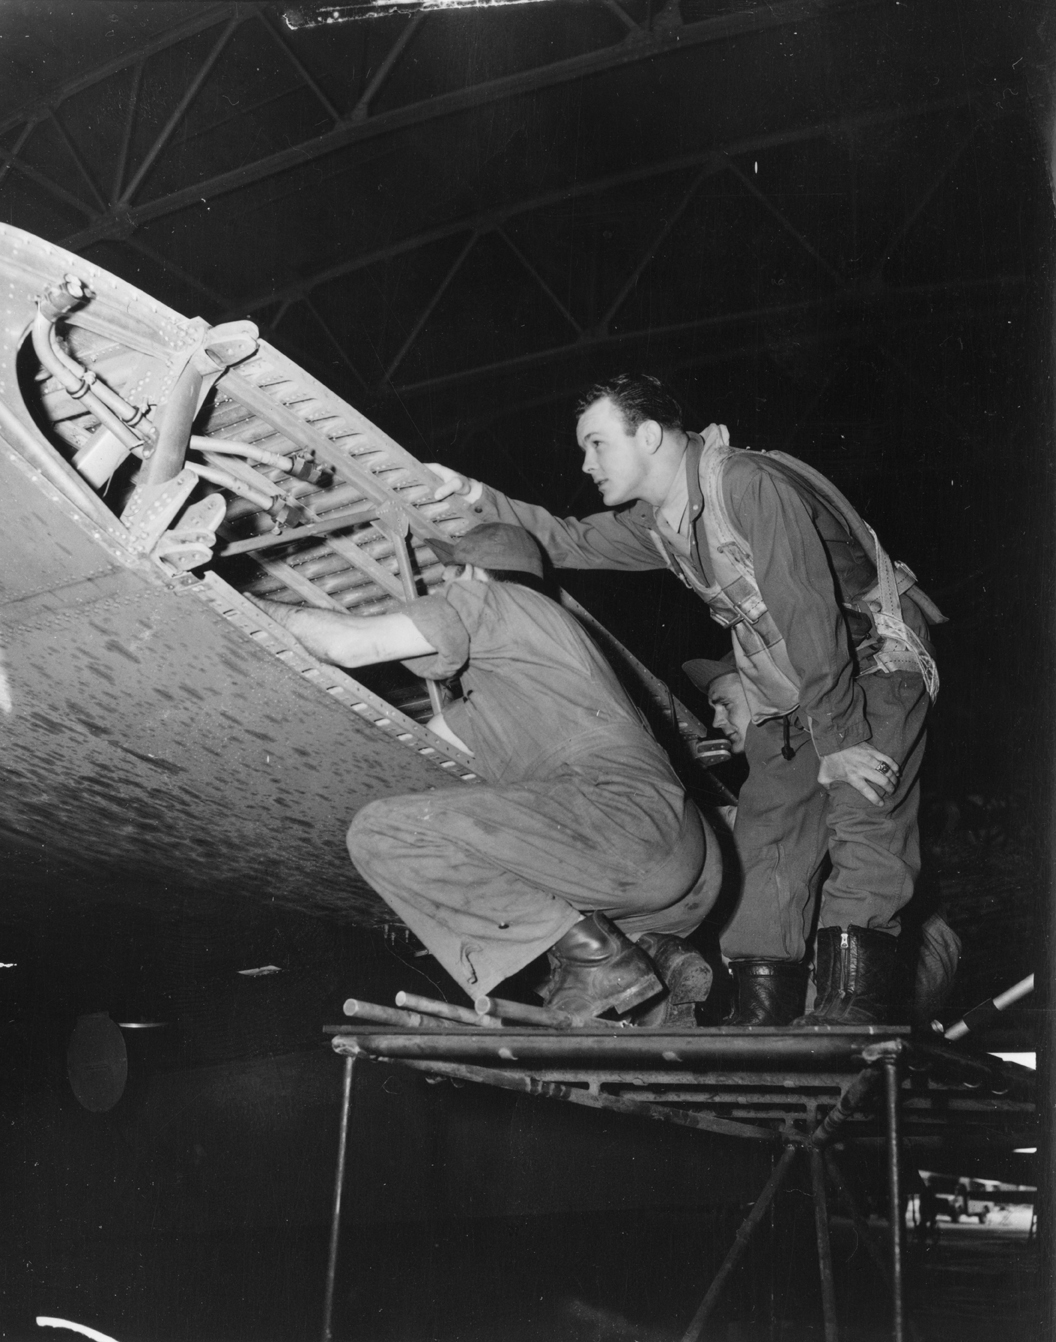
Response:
[0,223,713,923]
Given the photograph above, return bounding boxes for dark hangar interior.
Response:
[0,2,1053,1339]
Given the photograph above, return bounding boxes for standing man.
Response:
[683,652,960,1026]
[252,522,721,1024]
[428,375,942,1026]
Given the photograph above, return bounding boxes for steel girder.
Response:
[0,1,1037,434]
[0,0,878,249]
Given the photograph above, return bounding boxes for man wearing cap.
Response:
[685,652,752,760]
[427,374,941,1026]
[251,522,722,1023]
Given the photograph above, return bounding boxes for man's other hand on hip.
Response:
[818,744,899,806]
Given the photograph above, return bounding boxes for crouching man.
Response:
[254,523,721,1024]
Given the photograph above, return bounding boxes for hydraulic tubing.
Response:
[32,279,147,453]
[188,460,275,510]
[189,434,295,470]
[43,315,146,429]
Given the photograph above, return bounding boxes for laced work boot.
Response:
[543,913,662,1021]
[727,959,807,1026]
[630,933,714,1027]
[795,926,903,1026]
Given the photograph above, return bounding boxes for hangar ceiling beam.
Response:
[231,92,975,320]
[266,297,298,335]
[303,295,374,393]
[595,162,711,331]
[495,226,583,336]
[47,110,108,213]
[382,230,480,382]
[0,3,236,137]
[349,12,425,122]
[123,237,233,310]
[722,154,843,283]
[111,59,145,204]
[118,14,243,208]
[422,288,1023,439]
[0,139,96,218]
[0,121,33,191]
[257,6,343,125]
[598,0,642,35]
[389,272,1026,398]
[50,0,881,252]
[875,122,983,274]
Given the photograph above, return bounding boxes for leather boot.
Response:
[727,959,807,1026]
[543,913,662,1021]
[630,933,713,1027]
[795,926,903,1026]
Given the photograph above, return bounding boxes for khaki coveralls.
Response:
[346,579,721,998]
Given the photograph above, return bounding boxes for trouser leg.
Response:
[347,773,706,999]
[818,672,928,933]
[720,673,927,964]
[720,715,829,961]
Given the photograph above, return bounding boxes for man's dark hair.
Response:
[575,374,684,433]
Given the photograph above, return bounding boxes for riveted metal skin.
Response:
[0,223,721,923]
[0,224,481,922]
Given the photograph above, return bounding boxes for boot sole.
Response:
[552,970,664,1024]
[594,970,664,1019]
[637,935,714,1006]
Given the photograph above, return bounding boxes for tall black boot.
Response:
[727,959,807,1026]
[795,926,903,1026]
[543,913,663,1021]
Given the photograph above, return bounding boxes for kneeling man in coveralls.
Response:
[254,523,721,1023]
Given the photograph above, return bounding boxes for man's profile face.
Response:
[707,672,751,755]
[576,396,654,507]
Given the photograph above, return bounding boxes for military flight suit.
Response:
[466,429,932,961]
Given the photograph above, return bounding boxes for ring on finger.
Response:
[877,762,891,776]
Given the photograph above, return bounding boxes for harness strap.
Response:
[866,525,940,702]
[766,449,947,625]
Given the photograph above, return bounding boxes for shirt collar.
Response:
[655,448,691,536]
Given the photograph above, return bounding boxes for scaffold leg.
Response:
[811,1147,839,1342]
[824,1154,923,1342]
[322,1053,356,1342]
[678,1142,798,1342]
[884,1056,905,1342]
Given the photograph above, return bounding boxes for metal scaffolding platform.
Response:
[320,997,1035,1342]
